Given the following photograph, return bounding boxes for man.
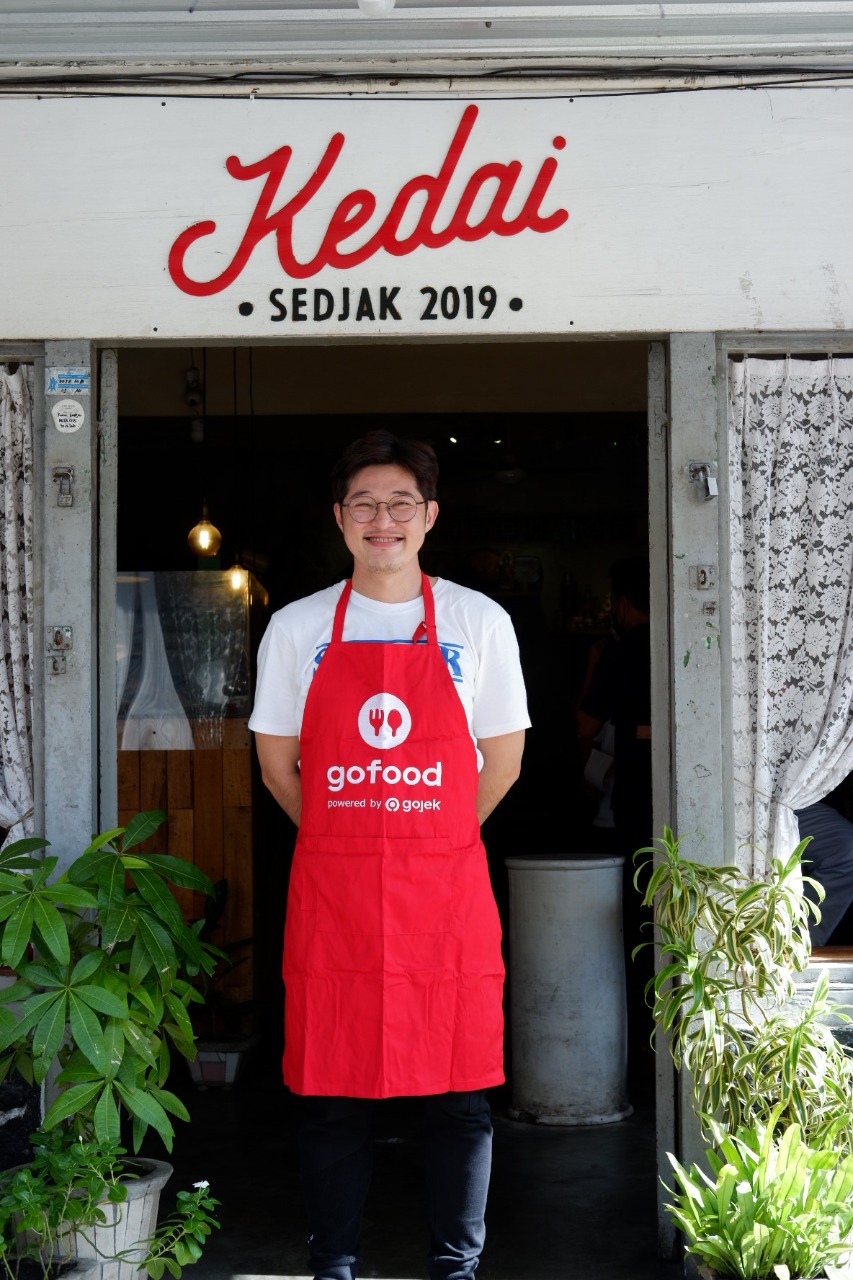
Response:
[796,798,853,946]
[249,430,529,1280]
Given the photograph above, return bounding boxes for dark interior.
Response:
[116,343,653,1099]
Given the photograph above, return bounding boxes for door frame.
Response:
[97,332,684,1243]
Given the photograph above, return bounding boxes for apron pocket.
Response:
[313,851,384,935]
[383,852,454,936]
[312,850,454,939]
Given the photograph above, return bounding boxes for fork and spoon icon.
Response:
[368,707,404,737]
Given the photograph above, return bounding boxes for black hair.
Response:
[331,430,439,505]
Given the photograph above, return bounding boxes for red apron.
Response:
[282,574,505,1097]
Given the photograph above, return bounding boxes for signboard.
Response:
[1,90,853,338]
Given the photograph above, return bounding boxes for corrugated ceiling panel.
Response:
[0,2,852,76]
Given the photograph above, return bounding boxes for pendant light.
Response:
[185,349,223,560]
[228,562,247,592]
[187,502,222,557]
[226,347,246,591]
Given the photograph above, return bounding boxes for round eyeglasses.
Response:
[342,498,426,524]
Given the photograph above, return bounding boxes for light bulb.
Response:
[228,563,247,592]
[188,506,222,558]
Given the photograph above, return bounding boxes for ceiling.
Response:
[1,1,852,79]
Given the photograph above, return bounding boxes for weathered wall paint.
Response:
[668,334,725,865]
[39,340,99,869]
[668,332,726,1180]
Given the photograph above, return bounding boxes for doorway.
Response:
[100,335,678,1278]
[114,338,652,1092]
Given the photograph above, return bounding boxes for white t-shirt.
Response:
[249,578,531,747]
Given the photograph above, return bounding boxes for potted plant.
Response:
[0,1130,218,1280]
[635,827,853,1280]
[187,881,256,1091]
[665,1109,853,1280]
[0,810,222,1280]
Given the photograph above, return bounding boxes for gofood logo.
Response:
[357,693,411,749]
[327,692,442,795]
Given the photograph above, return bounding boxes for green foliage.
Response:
[665,1113,853,1280]
[0,1132,220,1280]
[637,826,853,1278]
[0,811,222,1155]
[141,1183,220,1280]
[634,827,853,1151]
[0,812,225,1275]
[192,879,253,1042]
[0,1130,126,1280]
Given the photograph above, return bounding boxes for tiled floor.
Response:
[154,1061,681,1280]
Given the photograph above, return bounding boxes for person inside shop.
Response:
[796,797,853,946]
[248,429,530,1280]
[575,555,653,1087]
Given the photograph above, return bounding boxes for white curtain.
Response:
[121,575,194,751]
[0,365,34,843]
[729,356,853,878]
[115,577,136,716]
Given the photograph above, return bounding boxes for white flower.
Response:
[193,1180,210,1189]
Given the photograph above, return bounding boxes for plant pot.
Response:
[70,1157,173,1280]
[505,856,631,1125]
[188,1035,259,1088]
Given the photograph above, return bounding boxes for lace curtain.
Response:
[729,356,853,878]
[0,365,34,844]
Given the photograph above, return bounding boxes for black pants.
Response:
[796,801,853,945]
[298,1091,493,1280]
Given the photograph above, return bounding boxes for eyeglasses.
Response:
[342,498,427,524]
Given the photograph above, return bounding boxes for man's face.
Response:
[334,463,438,581]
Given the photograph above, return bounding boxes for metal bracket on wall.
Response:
[52,466,74,507]
[46,625,72,675]
[687,459,719,500]
[689,565,718,591]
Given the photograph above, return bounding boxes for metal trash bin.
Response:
[505,856,632,1125]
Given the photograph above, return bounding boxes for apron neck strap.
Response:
[331,574,438,645]
[418,573,438,645]
[331,580,353,642]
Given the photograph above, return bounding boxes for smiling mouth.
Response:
[365,535,403,545]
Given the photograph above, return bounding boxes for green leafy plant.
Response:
[0,1132,220,1280]
[636,826,853,1278]
[0,811,224,1274]
[635,827,853,1152]
[141,1182,220,1280]
[665,1112,853,1280]
[0,1131,125,1280]
[0,811,221,1152]
[192,879,253,1044]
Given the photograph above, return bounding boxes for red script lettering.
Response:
[168,106,569,295]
